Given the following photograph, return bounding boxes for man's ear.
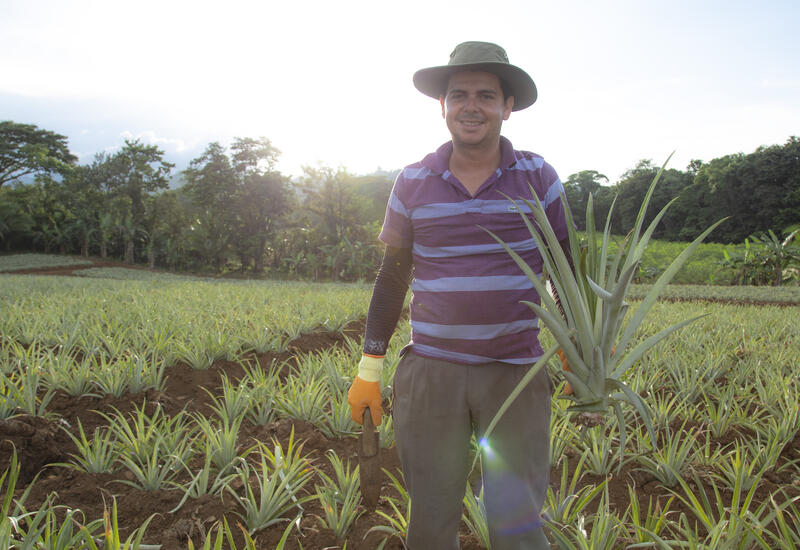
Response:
[440,95,446,118]
[504,96,514,120]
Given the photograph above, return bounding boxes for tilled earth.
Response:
[1,323,421,550]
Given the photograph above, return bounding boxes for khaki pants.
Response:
[392,351,552,550]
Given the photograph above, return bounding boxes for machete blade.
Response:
[358,406,381,511]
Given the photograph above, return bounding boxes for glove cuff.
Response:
[358,354,384,383]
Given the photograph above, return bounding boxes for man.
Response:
[348,41,570,550]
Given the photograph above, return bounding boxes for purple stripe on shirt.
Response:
[410,290,537,326]
[410,344,539,365]
[413,249,543,279]
[413,237,537,259]
[412,329,544,363]
[411,211,540,248]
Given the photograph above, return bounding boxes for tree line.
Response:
[1,120,798,281]
[0,121,393,281]
[563,137,800,243]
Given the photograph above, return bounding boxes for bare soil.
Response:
[4,259,154,277]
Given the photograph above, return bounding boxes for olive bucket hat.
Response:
[413,41,537,111]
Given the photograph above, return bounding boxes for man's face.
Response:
[440,71,514,150]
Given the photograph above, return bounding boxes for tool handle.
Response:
[361,406,378,455]
[362,406,374,429]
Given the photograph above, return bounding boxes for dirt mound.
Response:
[5,259,151,277]
[0,415,73,484]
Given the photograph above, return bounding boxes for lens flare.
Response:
[479,437,495,459]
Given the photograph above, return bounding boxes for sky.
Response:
[2,0,799,184]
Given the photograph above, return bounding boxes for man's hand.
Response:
[558,346,615,397]
[348,376,383,426]
[557,349,574,395]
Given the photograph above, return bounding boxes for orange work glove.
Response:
[348,355,383,426]
[558,346,615,397]
[557,349,574,395]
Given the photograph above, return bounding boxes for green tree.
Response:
[686,137,800,243]
[230,137,292,274]
[610,160,691,239]
[59,161,106,256]
[350,172,394,225]
[148,189,193,270]
[738,137,800,235]
[19,176,75,254]
[295,165,371,280]
[0,121,77,189]
[105,139,174,231]
[293,165,388,280]
[231,136,280,174]
[0,187,35,251]
[563,170,608,230]
[182,142,238,272]
[297,165,363,244]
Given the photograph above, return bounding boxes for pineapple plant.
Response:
[483,155,726,454]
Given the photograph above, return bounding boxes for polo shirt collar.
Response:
[421,136,518,175]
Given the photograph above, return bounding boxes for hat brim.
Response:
[413,62,537,111]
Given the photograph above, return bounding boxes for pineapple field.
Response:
[0,259,799,549]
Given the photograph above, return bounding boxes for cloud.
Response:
[119,130,192,153]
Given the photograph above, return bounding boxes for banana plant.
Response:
[482,155,726,453]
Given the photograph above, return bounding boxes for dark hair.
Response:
[498,77,512,102]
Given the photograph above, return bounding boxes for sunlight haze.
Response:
[2,0,798,183]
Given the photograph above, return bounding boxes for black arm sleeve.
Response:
[363,246,413,356]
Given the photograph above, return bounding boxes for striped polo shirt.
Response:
[379,136,569,365]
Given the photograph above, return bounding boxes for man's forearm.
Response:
[362,246,413,358]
